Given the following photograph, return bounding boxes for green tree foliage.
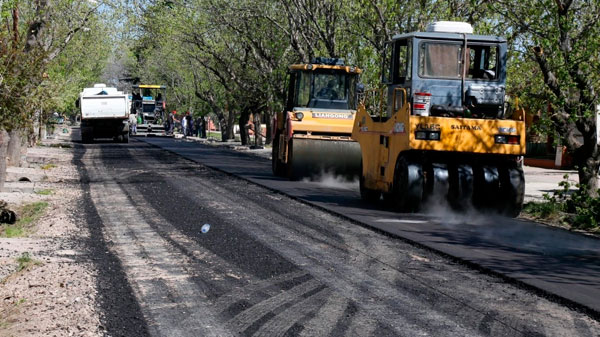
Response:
[131,0,500,144]
[0,0,111,131]
[119,0,600,202]
[490,0,600,197]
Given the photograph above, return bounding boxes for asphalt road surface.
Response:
[76,137,600,336]
[141,137,600,313]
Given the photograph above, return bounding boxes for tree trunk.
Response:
[574,147,600,197]
[222,110,235,141]
[7,129,22,167]
[253,112,263,146]
[265,109,273,145]
[20,129,28,164]
[578,163,599,197]
[239,109,251,146]
[0,130,10,192]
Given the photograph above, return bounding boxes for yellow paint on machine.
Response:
[288,64,362,74]
[290,110,356,135]
[409,116,525,154]
[136,84,163,89]
[352,102,526,192]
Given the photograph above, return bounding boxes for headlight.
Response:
[294,112,304,121]
[495,135,519,144]
[415,131,440,141]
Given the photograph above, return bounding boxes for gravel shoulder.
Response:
[0,142,102,337]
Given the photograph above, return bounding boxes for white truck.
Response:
[78,84,130,143]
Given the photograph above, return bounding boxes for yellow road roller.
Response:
[272,58,362,180]
[352,22,526,216]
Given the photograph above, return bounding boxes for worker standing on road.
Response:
[182,112,188,138]
[129,112,137,135]
[195,116,203,138]
[167,110,175,135]
[188,114,195,137]
[184,112,192,137]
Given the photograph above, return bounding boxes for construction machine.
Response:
[272,58,362,180]
[131,84,170,136]
[352,22,525,216]
[78,84,129,143]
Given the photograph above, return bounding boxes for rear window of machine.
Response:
[419,42,499,80]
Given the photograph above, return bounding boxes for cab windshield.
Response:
[295,70,356,109]
[142,103,156,113]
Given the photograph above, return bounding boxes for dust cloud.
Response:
[302,170,359,190]
[421,190,598,255]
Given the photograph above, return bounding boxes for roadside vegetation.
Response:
[35,189,53,196]
[523,175,600,231]
[0,202,49,238]
[16,252,41,272]
[40,164,56,171]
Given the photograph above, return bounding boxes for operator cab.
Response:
[286,58,361,111]
[131,84,167,125]
[382,21,507,119]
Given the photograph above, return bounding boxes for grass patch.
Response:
[0,202,48,238]
[16,252,40,271]
[43,143,72,148]
[3,226,24,238]
[40,163,56,170]
[206,131,222,140]
[16,252,38,271]
[35,189,53,196]
[523,201,563,219]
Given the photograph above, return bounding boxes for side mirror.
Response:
[75,98,80,108]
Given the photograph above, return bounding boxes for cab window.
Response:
[466,45,498,80]
[313,73,347,101]
[396,39,411,83]
[419,42,462,78]
[295,72,311,107]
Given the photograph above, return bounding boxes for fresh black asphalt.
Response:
[140,136,600,315]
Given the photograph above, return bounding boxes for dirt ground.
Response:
[0,141,102,337]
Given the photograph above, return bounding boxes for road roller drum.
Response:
[288,138,361,180]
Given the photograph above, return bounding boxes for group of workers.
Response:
[130,109,207,137]
[129,90,208,137]
[177,112,208,138]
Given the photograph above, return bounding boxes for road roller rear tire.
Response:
[498,165,525,217]
[472,165,500,210]
[390,156,424,212]
[448,164,474,211]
